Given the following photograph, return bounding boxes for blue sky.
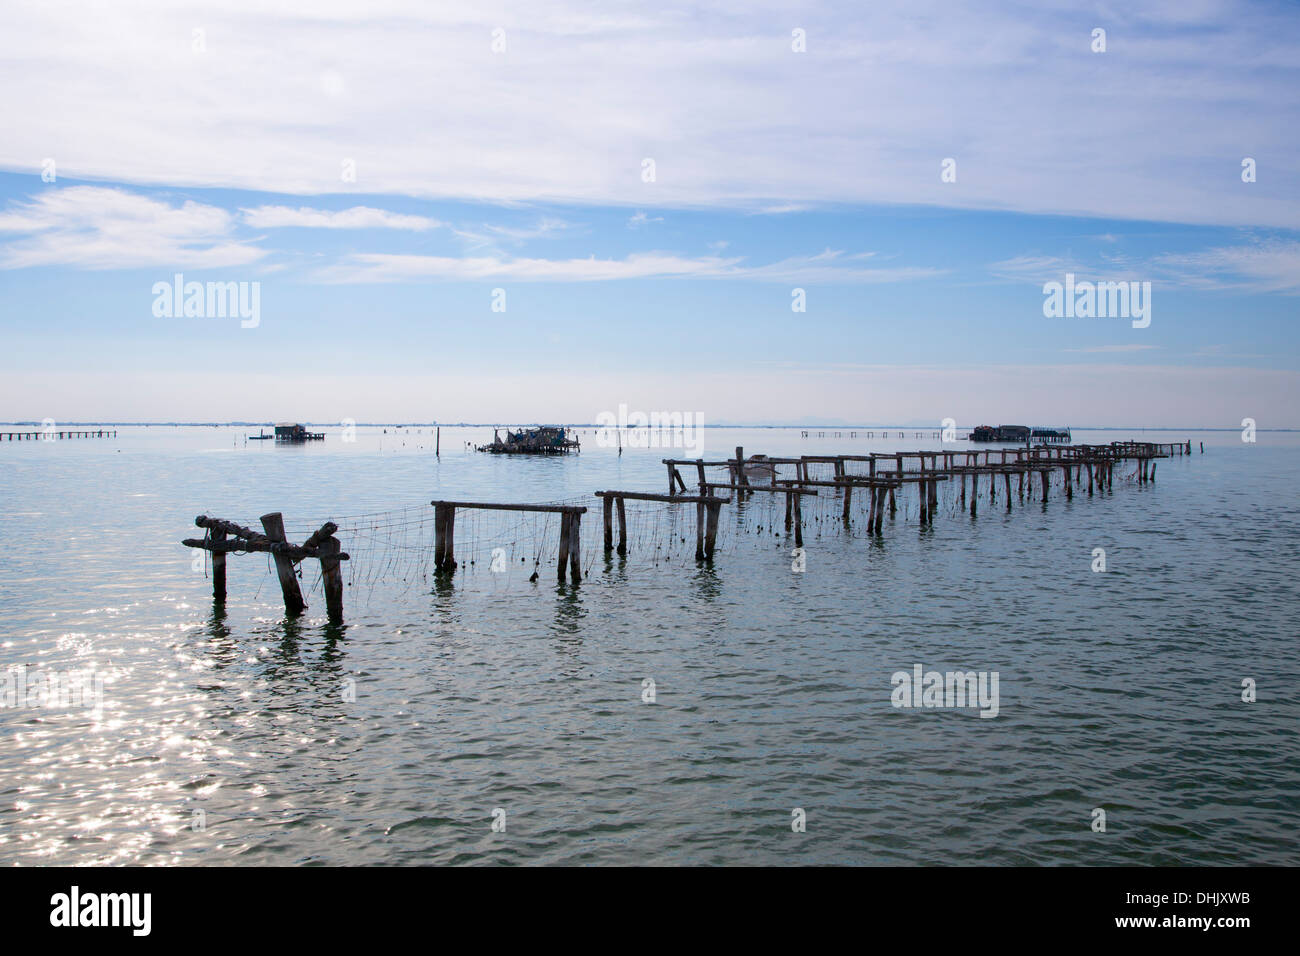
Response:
[0,1,1297,425]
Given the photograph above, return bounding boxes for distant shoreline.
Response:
[1,422,1294,432]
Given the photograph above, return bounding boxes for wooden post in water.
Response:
[319,536,344,623]
[695,501,706,560]
[874,486,886,534]
[704,500,721,560]
[603,496,614,552]
[1063,464,1073,499]
[436,427,440,457]
[1004,471,1012,510]
[866,481,877,530]
[434,504,448,570]
[616,497,627,555]
[842,480,853,524]
[1086,461,1094,496]
[568,511,581,581]
[735,447,749,497]
[210,527,227,602]
[260,512,307,615]
[557,512,572,582]
[793,490,804,547]
[1039,469,1049,501]
[970,472,978,517]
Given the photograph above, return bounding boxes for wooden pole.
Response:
[434,503,448,570]
[210,527,227,602]
[704,500,721,560]
[603,495,614,551]
[557,512,571,583]
[320,536,344,623]
[970,472,978,517]
[444,506,457,573]
[260,512,306,615]
[842,480,853,523]
[616,496,627,555]
[695,501,706,560]
[793,491,803,548]
[1004,471,1012,510]
[436,426,440,456]
[569,511,581,582]
[1040,469,1049,501]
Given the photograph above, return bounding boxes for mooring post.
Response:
[434,504,447,570]
[557,512,571,583]
[867,481,877,530]
[842,480,853,524]
[929,456,939,515]
[1004,471,1012,510]
[616,496,627,555]
[704,500,721,560]
[210,526,227,602]
[970,472,978,517]
[793,490,803,547]
[436,427,440,457]
[873,486,884,534]
[695,501,706,560]
[320,536,344,623]
[260,512,307,616]
[735,447,749,495]
[960,472,966,505]
[602,495,614,551]
[784,490,793,530]
[568,511,581,582]
[888,485,896,515]
[1040,469,1049,501]
[445,506,457,572]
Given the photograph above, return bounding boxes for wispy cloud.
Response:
[1154,240,1300,294]
[326,248,941,284]
[628,211,663,229]
[0,186,263,269]
[3,2,1297,226]
[241,205,440,230]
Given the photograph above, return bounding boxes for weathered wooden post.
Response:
[603,495,614,552]
[735,446,749,496]
[866,480,877,530]
[704,499,721,560]
[1004,471,1012,510]
[319,536,344,623]
[874,485,886,534]
[695,501,706,560]
[568,511,582,581]
[436,427,440,457]
[970,472,978,517]
[616,496,627,555]
[1063,464,1073,499]
[1040,469,1049,501]
[210,526,227,602]
[557,512,572,582]
[261,512,306,615]
[1086,461,1094,495]
[793,490,804,547]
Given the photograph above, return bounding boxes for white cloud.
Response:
[627,211,664,228]
[1,2,1297,226]
[1154,241,1300,294]
[326,248,941,283]
[241,205,440,230]
[0,186,263,269]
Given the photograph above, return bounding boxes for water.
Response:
[1,425,1297,865]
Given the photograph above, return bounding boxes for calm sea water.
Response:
[1,424,1297,866]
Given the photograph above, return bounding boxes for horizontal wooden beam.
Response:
[430,499,587,514]
[595,490,730,504]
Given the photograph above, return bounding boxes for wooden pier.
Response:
[430,499,589,582]
[2,428,117,441]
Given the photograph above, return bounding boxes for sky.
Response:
[0,0,1297,426]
